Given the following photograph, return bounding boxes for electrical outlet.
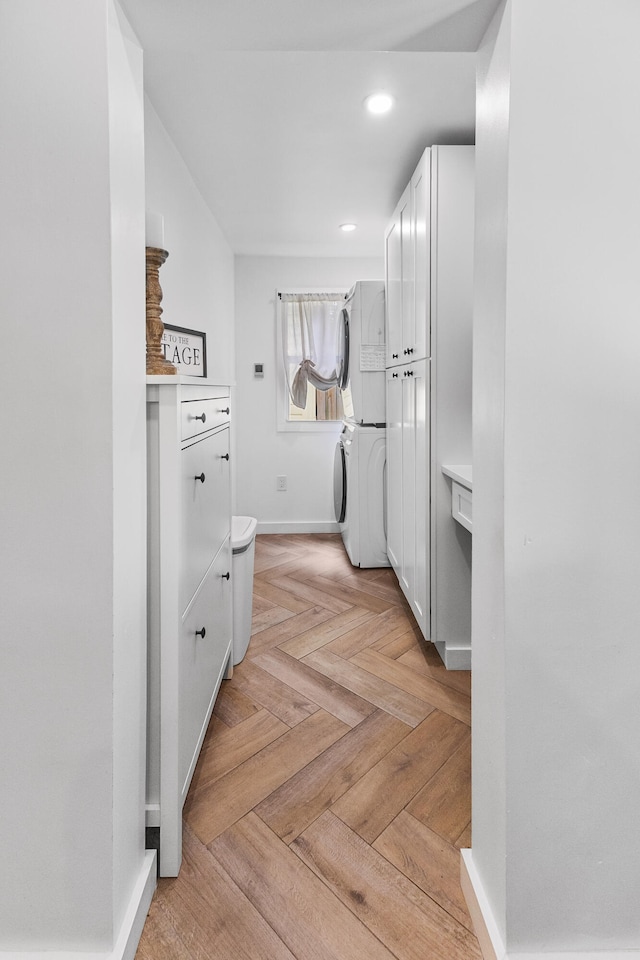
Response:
[276,475,287,492]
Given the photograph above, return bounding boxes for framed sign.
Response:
[161,324,207,377]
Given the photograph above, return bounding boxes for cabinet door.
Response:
[385,184,410,367]
[385,368,403,573]
[400,367,416,601]
[389,361,430,638]
[411,150,431,360]
[411,359,430,637]
[179,537,232,797]
[180,425,230,614]
[159,539,232,878]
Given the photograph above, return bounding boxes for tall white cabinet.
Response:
[146,378,233,875]
[385,145,474,669]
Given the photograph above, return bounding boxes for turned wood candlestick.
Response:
[145,246,176,376]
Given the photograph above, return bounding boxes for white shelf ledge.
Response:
[441,463,472,490]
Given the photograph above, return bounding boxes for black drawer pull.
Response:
[220,453,230,461]
[392,353,399,359]
[220,407,230,415]
[392,372,398,378]
[222,572,230,581]
[195,472,206,483]
[194,412,206,423]
[195,627,206,639]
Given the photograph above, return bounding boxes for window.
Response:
[276,289,348,432]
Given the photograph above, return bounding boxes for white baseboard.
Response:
[508,954,640,959]
[460,849,505,960]
[0,852,157,960]
[460,849,640,960]
[435,640,471,671]
[114,851,157,960]
[256,521,340,535]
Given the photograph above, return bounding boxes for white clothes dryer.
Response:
[334,421,389,568]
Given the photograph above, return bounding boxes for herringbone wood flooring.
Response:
[136,534,479,960]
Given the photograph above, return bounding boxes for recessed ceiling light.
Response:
[340,223,357,232]
[365,92,394,115]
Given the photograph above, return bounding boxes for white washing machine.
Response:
[334,421,389,568]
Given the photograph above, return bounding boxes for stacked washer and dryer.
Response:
[333,280,389,568]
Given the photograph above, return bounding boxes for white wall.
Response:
[108,0,150,941]
[0,0,151,953]
[234,256,383,531]
[471,0,640,954]
[144,100,235,387]
[470,0,510,940]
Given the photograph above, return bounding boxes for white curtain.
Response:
[281,293,346,409]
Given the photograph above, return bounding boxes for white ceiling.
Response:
[119,0,500,258]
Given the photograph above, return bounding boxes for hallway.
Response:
[136,533,479,959]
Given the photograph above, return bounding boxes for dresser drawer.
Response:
[451,480,472,533]
[179,539,232,794]
[180,426,231,612]
[181,396,230,442]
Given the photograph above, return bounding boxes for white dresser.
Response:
[146,377,232,876]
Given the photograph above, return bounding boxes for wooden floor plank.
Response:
[407,735,472,843]
[134,896,194,960]
[189,708,289,796]
[292,810,481,960]
[150,824,298,960]
[350,647,472,725]
[303,647,434,727]
[184,710,349,844]
[212,683,260,727]
[373,810,475,932]
[251,578,316,614]
[306,574,395,613]
[398,642,472,696]
[255,709,411,843]
[455,821,472,850]
[250,604,296,635]
[267,574,355,614]
[252,647,377,727]
[330,709,469,843]
[371,630,423,659]
[326,605,418,659]
[339,571,414,606]
[209,812,401,960]
[227,658,320,727]
[247,604,337,655]
[277,606,376,659]
[255,553,342,583]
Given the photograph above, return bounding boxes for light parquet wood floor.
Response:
[136,534,478,960]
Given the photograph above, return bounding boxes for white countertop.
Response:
[442,464,473,490]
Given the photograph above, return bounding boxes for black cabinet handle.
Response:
[195,627,206,639]
[408,347,414,355]
[220,407,230,415]
[194,412,206,422]
[392,372,399,378]
[222,572,230,580]
[195,472,206,483]
[392,353,399,359]
[220,453,230,461]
